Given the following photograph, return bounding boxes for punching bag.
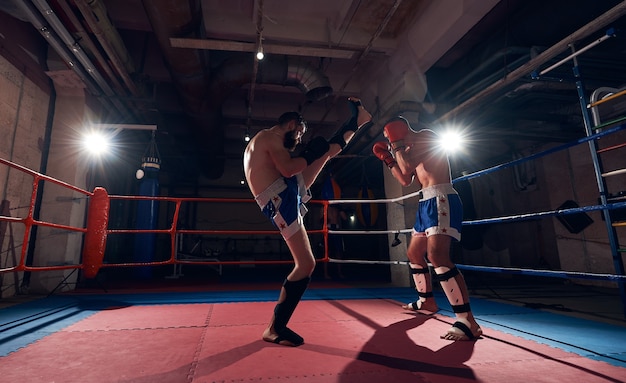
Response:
[133,158,160,279]
[356,182,378,227]
[321,175,341,200]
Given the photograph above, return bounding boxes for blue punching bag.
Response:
[356,180,378,228]
[321,174,341,200]
[133,156,160,279]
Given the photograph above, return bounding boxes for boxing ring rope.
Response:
[326,125,626,286]
[0,106,624,288]
[5,136,623,282]
[0,157,90,275]
[0,25,623,317]
[0,157,334,281]
[327,31,626,315]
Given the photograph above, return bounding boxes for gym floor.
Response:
[1,270,625,383]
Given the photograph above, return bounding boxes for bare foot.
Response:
[440,318,482,341]
[402,298,439,314]
[262,326,304,347]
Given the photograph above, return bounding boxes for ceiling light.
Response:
[256,44,264,60]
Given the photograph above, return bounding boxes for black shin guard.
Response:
[328,118,357,149]
[274,277,310,330]
[328,99,361,148]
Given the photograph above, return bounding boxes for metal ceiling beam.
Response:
[169,37,358,59]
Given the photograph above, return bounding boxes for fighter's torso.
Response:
[398,130,451,188]
[243,130,284,196]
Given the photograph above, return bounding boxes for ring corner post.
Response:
[82,187,110,279]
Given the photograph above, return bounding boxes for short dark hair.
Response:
[278,112,304,126]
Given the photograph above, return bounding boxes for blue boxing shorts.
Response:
[254,174,311,240]
[412,183,462,241]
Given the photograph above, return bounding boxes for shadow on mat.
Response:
[321,299,478,381]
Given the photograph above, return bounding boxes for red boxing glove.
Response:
[372,141,396,169]
[383,117,411,152]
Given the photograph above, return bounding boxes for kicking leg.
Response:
[434,266,482,341]
[402,264,438,314]
[329,97,373,149]
[349,97,373,130]
[263,277,310,347]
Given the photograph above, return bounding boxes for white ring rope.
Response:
[327,189,422,205]
[324,192,626,282]
[326,258,626,281]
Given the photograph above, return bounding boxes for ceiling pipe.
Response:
[437,1,626,123]
[70,0,141,97]
[12,0,125,116]
[141,0,332,178]
[26,0,133,119]
[141,0,220,177]
[54,0,126,95]
[207,54,332,103]
[437,46,531,101]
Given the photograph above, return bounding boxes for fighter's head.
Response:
[383,116,413,152]
[278,112,307,151]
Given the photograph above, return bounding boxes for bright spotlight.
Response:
[438,130,464,154]
[256,45,264,61]
[82,131,111,156]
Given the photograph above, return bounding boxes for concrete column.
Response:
[382,167,412,287]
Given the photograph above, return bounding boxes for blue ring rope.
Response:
[463,201,626,225]
[455,263,626,281]
[453,123,625,183]
[338,122,626,282]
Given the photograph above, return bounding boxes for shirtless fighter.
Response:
[372,116,482,341]
[243,97,372,346]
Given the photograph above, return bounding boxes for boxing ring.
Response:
[0,156,330,278]
[2,27,626,383]
[1,63,626,309]
[1,159,626,383]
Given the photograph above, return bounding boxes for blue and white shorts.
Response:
[412,183,462,241]
[255,174,311,240]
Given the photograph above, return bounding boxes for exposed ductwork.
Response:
[141,0,332,179]
[12,0,135,119]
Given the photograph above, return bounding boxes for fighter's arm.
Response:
[372,141,415,186]
[266,134,308,178]
[390,162,416,187]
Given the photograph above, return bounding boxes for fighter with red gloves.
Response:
[372,116,482,342]
[244,97,372,347]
